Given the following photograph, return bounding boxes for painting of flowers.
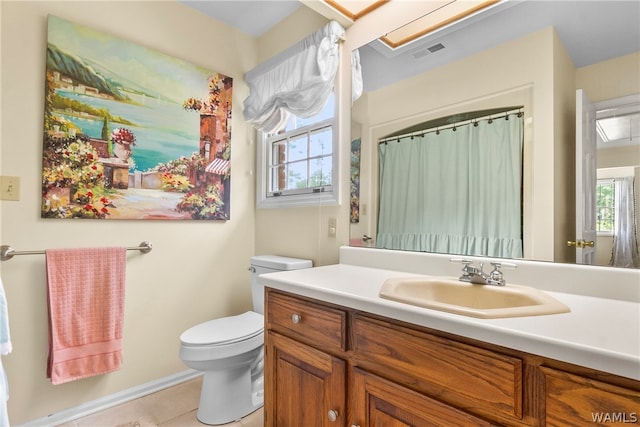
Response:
[41,15,233,220]
[350,137,361,223]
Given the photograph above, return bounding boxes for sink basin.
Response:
[379,277,570,319]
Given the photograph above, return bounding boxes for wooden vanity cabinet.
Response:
[265,289,640,427]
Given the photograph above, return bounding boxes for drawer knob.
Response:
[327,409,339,422]
[291,313,302,324]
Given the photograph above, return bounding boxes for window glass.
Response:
[596,179,615,234]
[310,126,332,157]
[310,155,332,187]
[264,93,335,199]
[288,134,308,162]
[287,161,308,190]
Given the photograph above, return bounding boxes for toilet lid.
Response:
[180,311,264,346]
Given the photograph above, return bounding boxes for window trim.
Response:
[256,103,340,209]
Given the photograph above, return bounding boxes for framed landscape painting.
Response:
[41,15,233,220]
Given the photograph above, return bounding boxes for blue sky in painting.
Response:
[47,14,215,105]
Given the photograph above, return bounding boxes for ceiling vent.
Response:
[413,43,445,60]
[428,43,445,53]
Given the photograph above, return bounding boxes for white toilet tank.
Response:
[249,255,312,314]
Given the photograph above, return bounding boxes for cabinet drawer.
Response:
[542,367,640,426]
[266,290,346,350]
[351,368,496,427]
[352,315,523,421]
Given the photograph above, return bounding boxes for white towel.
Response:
[0,277,11,355]
[0,358,8,427]
[0,277,11,426]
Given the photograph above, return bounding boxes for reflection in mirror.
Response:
[348,1,639,268]
[594,95,640,268]
[376,108,524,259]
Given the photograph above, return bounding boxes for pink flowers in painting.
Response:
[110,128,136,146]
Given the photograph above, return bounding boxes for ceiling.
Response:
[183,1,639,93]
[182,1,302,38]
[182,1,639,149]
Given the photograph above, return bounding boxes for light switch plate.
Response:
[328,217,337,237]
[0,176,20,201]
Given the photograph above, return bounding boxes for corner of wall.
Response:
[552,28,577,263]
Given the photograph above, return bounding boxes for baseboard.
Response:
[17,369,202,427]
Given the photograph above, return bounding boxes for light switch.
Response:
[0,176,20,201]
[328,217,337,237]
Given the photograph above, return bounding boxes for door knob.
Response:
[567,240,595,248]
[327,409,339,422]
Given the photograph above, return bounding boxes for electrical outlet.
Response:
[0,176,20,201]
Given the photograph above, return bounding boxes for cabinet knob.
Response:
[291,313,302,324]
[327,409,339,422]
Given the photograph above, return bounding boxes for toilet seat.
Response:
[180,311,264,347]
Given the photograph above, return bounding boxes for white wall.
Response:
[253,8,348,266]
[0,2,256,424]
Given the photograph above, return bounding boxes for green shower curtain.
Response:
[376,114,523,258]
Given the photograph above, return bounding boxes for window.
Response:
[596,179,615,234]
[256,94,339,208]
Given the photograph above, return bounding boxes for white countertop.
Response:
[260,263,640,381]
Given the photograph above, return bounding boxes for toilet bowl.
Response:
[180,311,264,425]
[179,255,312,425]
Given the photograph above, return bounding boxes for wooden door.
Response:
[265,331,345,427]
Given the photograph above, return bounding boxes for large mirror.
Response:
[349,1,640,268]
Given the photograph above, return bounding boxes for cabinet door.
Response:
[265,331,345,427]
[349,368,496,427]
[542,367,640,426]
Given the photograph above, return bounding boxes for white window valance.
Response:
[351,49,363,103]
[243,20,354,134]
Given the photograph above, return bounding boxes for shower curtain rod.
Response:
[0,241,152,262]
[379,107,524,144]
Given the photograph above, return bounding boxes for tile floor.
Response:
[56,376,263,427]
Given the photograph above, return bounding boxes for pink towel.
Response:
[45,247,126,385]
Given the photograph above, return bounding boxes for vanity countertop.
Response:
[260,263,640,381]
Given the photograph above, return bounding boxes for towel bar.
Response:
[0,241,152,261]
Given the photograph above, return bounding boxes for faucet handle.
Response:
[449,258,474,267]
[489,261,517,270]
[487,261,517,286]
[450,258,475,281]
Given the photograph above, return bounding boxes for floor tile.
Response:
[55,377,263,427]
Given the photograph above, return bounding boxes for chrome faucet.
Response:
[450,259,517,286]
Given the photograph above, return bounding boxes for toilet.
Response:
[179,255,313,425]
